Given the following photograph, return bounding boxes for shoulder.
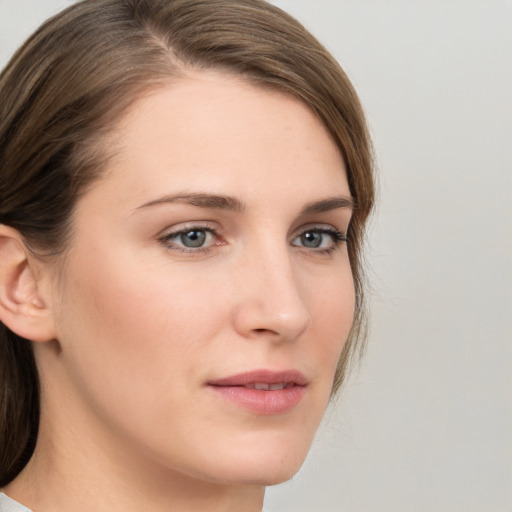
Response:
[0,493,32,512]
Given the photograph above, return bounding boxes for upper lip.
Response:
[207,369,308,387]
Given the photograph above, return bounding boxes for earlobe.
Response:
[0,225,57,342]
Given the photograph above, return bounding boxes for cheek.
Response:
[306,270,355,373]
[56,241,245,405]
[60,256,217,366]
[53,249,230,457]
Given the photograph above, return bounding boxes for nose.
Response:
[231,246,312,343]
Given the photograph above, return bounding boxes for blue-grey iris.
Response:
[301,232,322,248]
[181,230,207,247]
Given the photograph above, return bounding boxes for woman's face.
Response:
[45,71,354,486]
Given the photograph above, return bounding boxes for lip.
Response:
[207,369,308,415]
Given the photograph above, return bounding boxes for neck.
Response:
[5,437,265,512]
[4,398,265,512]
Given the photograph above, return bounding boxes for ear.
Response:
[0,225,57,342]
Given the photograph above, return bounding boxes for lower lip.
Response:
[207,385,306,415]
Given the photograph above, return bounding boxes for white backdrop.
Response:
[1,1,511,511]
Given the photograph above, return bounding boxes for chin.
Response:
[215,459,306,487]
[193,432,313,487]
[250,463,305,486]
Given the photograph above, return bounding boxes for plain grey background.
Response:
[1,1,511,511]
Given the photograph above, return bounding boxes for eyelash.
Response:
[293,226,347,255]
[158,224,347,256]
[158,223,222,255]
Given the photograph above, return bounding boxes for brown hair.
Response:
[0,0,374,486]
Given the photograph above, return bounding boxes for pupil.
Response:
[181,230,206,248]
[302,232,321,248]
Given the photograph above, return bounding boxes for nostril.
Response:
[253,328,278,334]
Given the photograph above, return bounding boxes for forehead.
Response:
[89,71,349,210]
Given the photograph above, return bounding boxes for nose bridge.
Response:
[233,234,311,341]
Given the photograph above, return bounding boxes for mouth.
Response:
[243,382,296,390]
[207,370,308,415]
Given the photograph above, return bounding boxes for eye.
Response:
[176,229,210,248]
[159,225,220,252]
[291,227,346,252]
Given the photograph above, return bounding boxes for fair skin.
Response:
[1,71,354,512]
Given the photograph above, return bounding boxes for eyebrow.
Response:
[136,192,245,212]
[300,196,355,215]
[136,192,354,214]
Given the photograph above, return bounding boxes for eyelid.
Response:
[292,222,347,239]
[158,220,219,237]
[157,221,224,254]
[156,221,347,256]
[291,223,348,252]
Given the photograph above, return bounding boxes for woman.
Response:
[0,0,374,510]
